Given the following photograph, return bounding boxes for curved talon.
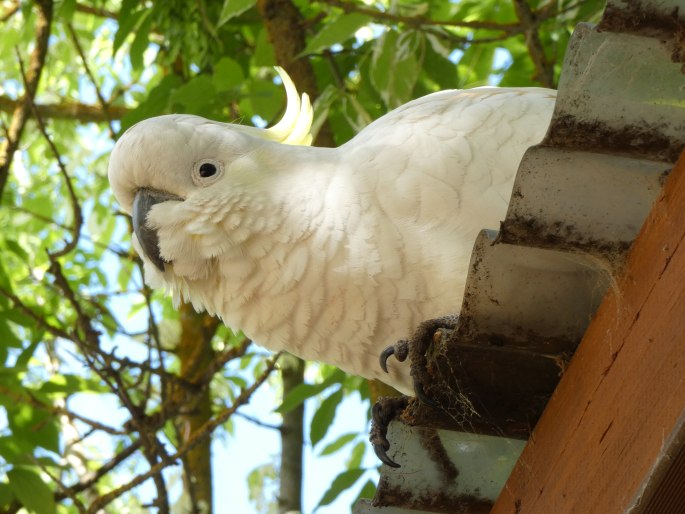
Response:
[379,346,395,373]
[379,340,409,373]
[370,396,409,469]
[373,443,401,468]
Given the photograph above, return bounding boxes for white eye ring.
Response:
[192,159,224,186]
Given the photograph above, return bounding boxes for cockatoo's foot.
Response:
[380,315,460,406]
[370,395,409,468]
[372,316,459,467]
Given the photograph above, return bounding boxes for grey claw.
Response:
[379,340,409,373]
[373,443,401,468]
[379,346,395,373]
[370,396,409,469]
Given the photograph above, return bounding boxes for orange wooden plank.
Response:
[491,152,685,514]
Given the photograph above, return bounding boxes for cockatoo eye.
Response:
[199,163,216,177]
[192,159,224,186]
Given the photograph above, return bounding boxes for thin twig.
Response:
[0,286,73,341]
[198,336,252,386]
[48,257,97,345]
[15,48,83,258]
[35,460,88,514]
[66,22,117,139]
[10,205,132,258]
[55,440,143,500]
[234,411,282,431]
[45,257,154,464]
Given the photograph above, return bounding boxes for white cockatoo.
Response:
[109,68,556,395]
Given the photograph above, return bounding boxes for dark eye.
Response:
[199,162,217,177]
[192,159,223,186]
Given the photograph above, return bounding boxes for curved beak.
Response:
[132,189,181,271]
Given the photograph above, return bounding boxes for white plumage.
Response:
[108,70,556,394]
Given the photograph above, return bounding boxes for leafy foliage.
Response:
[0,0,603,512]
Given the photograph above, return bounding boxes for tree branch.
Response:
[513,0,555,88]
[86,354,281,513]
[175,305,220,512]
[318,0,521,32]
[0,0,53,203]
[0,95,131,122]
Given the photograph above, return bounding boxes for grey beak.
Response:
[132,189,181,271]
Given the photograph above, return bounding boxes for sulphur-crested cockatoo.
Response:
[109,68,555,394]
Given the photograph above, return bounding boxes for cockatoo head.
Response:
[108,68,313,299]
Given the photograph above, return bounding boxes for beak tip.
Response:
[132,189,179,273]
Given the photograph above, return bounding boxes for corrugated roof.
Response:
[356,0,685,512]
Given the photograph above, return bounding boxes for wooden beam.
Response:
[491,151,685,514]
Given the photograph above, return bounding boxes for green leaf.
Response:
[317,468,365,507]
[121,74,182,131]
[0,319,21,350]
[277,383,321,414]
[56,0,77,20]
[213,57,244,92]
[423,35,459,89]
[129,11,152,71]
[341,95,372,133]
[0,437,25,463]
[276,368,345,414]
[370,30,421,109]
[14,339,39,369]
[252,28,275,67]
[319,432,357,456]
[0,482,14,506]
[7,467,55,514]
[219,0,257,26]
[38,374,105,396]
[0,259,12,292]
[301,13,372,56]
[8,403,60,453]
[4,238,29,261]
[346,440,366,469]
[113,0,144,55]
[0,368,24,402]
[226,374,248,389]
[310,387,343,446]
[356,479,376,501]
[170,75,217,113]
[242,78,283,123]
[458,43,496,87]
